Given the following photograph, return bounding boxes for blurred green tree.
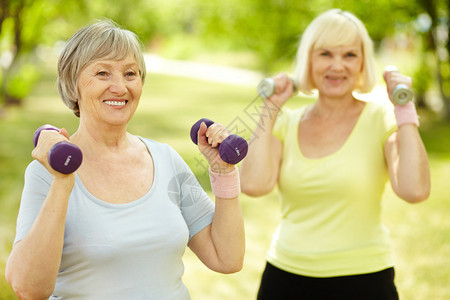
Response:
[2,0,450,119]
[182,0,422,72]
[415,0,450,119]
[0,0,84,107]
[0,0,163,109]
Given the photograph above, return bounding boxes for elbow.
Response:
[209,250,245,274]
[239,164,277,197]
[398,187,430,204]
[214,260,244,274]
[223,265,243,275]
[17,291,52,300]
[241,186,263,197]
[241,180,273,197]
[8,281,53,300]
[405,192,430,204]
[6,267,53,300]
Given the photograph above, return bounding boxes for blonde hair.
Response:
[57,19,146,117]
[294,9,377,94]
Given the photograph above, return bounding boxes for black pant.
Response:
[257,262,399,300]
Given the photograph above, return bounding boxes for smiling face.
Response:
[77,55,143,127]
[294,10,377,95]
[310,37,363,100]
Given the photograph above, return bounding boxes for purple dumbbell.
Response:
[33,124,83,174]
[190,118,248,165]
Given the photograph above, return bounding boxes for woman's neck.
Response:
[71,119,130,152]
[312,93,361,120]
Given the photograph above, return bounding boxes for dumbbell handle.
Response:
[257,77,297,99]
[384,65,413,105]
[190,118,248,165]
[33,124,83,174]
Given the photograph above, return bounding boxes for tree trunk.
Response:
[0,0,25,108]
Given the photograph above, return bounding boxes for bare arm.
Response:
[5,129,75,299]
[188,122,245,273]
[384,125,430,203]
[188,195,244,274]
[240,100,283,196]
[240,73,294,196]
[383,69,431,203]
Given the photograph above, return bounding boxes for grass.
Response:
[1,71,449,300]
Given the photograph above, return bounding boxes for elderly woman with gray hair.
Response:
[6,20,244,299]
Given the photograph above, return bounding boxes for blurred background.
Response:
[0,0,449,299]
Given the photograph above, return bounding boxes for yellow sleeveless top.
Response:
[268,100,397,277]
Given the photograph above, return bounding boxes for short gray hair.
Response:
[57,19,146,117]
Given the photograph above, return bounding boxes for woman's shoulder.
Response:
[25,160,53,182]
[137,136,183,160]
[278,105,309,121]
[363,100,393,114]
[138,136,172,150]
[23,161,52,190]
[281,105,309,114]
[273,105,309,140]
[359,100,397,137]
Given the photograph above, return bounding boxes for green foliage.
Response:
[0,0,442,106]
[5,61,40,100]
[414,53,435,95]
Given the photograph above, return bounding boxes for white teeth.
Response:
[104,100,126,106]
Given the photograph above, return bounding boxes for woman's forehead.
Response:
[313,37,362,52]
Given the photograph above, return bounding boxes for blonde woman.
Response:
[241,9,430,299]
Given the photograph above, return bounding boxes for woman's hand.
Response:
[266,72,296,108]
[383,68,413,105]
[197,122,235,173]
[32,128,74,178]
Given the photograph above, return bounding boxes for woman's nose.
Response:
[109,75,127,94]
[330,57,345,71]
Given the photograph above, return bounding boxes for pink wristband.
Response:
[394,101,419,127]
[209,166,241,199]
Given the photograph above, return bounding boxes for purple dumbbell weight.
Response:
[190,118,248,165]
[33,124,83,174]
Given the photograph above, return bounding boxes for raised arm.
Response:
[383,70,431,203]
[188,122,245,274]
[240,100,283,196]
[384,125,430,203]
[240,73,294,196]
[5,129,75,299]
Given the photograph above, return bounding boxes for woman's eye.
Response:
[125,71,140,80]
[96,71,108,76]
